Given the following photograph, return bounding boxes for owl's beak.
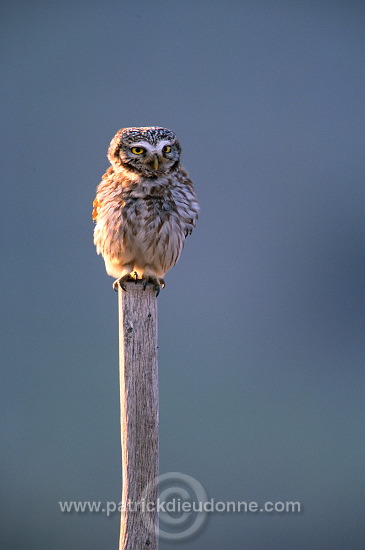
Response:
[153,155,159,170]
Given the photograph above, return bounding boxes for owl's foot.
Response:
[113,271,138,292]
[142,276,165,297]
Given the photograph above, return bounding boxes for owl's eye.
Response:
[131,146,145,155]
[162,145,171,154]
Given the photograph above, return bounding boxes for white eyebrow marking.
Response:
[155,140,173,152]
[130,140,173,153]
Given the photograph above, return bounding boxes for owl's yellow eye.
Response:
[131,146,145,155]
[162,145,171,154]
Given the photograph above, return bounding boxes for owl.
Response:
[93,127,199,295]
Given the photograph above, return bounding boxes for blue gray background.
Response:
[1,1,364,549]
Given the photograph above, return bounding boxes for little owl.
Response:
[93,127,199,295]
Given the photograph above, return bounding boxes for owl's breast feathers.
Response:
[93,165,199,275]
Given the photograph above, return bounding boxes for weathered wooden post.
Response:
[118,282,159,550]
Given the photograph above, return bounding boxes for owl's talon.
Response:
[113,274,137,292]
[141,276,165,297]
[113,279,127,292]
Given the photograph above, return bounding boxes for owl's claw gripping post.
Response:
[113,273,138,292]
[113,278,126,292]
[113,273,165,296]
[142,276,165,297]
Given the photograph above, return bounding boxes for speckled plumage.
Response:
[93,127,199,292]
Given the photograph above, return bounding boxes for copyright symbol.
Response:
[142,472,208,541]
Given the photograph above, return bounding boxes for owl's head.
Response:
[108,126,181,177]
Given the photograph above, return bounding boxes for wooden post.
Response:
[118,282,159,550]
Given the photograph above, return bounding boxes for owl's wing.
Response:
[92,167,115,222]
